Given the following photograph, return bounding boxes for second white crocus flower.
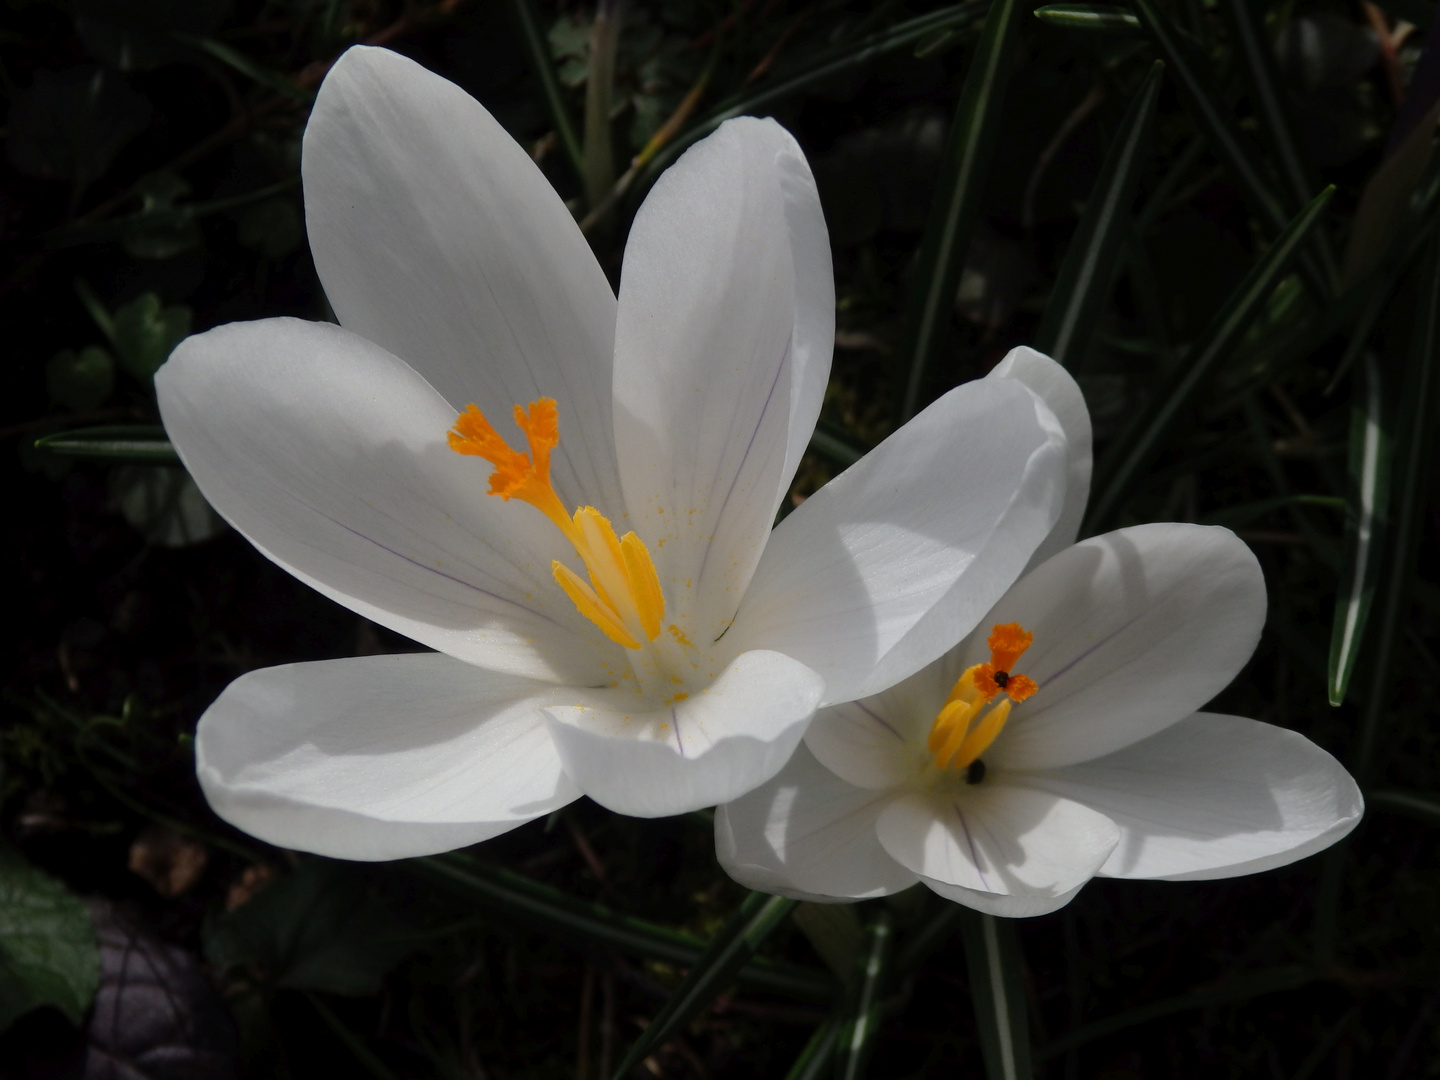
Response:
[155,48,1073,860]
[717,392,1363,917]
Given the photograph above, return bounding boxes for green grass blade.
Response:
[898,0,1027,420]
[506,0,584,179]
[836,910,895,1080]
[413,854,832,1001]
[35,426,180,464]
[176,34,314,101]
[582,0,622,213]
[1354,235,1440,784]
[1217,0,1338,282]
[1129,0,1330,297]
[1086,185,1335,532]
[610,893,798,1080]
[1368,789,1440,827]
[1327,353,1392,705]
[305,992,404,1080]
[1034,60,1164,366]
[782,1014,841,1080]
[632,5,988,199]
[1033,4,1143,34]
[961,911,1033,1080]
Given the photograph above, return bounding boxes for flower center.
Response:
[448,398,666,652]
[926,622,1039,778]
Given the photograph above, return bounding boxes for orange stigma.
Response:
[449,399,665,651]
[925,622,1040,777]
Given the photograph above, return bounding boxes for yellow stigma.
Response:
[449,398,665,650]
[926,623,1039,776]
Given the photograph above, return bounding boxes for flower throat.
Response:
[448,397,668,653]
[926,623,1039,781]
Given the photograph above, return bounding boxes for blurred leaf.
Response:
[122,172,203,259]
[74,0,231,72]
[611,893,797,1079]
[899,0,1026,420]
[1035,60,1163,366]
[1368,789,1440,826]
[236,199,303,260]
[0,843,100,1031]
[960,911,1032,1080]
[1328,354,1392,705]
[1039,965,1314,1059]
[204,861,416,996]
[835,910,894,1080]
[793,901,862,978]
[5,66,152,189]
[45,347,115,412]
[1033,5,1143,35]
[111,465,225,548]
[1275,13,1380,93]
[112,293,192,383]
[84,899,240,1078]
[1341,100,1440,291]
[1087,186,1335,531]
[808,420,868,467]
[36,426,178,464]
[1354,236,1440,783]
[512,0,584,176]
[305,993,402,1080]
[782,1014,841,1080]
[414,853,832,1001]
[178,35,312,100]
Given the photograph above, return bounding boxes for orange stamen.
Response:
[926,622,1040,776]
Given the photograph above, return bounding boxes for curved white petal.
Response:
[195,654,581,861]
[715,745,918,900]
[727,376,1067,703]
[875,786,1118,901]
[803,699,926,791]
[989,346,1091,568]
[983,523,1266,769]
[922,879,1089,917]
[157,318,612,683]
[1024,713,1363,881]
[543,649,825,817]
[304,46,622,510]
[613,117,833,644]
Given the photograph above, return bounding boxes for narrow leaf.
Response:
[1218,0,1338,282]
[1354,235,1440,783]
[1086,186,1335,531]
[1035,60,1164,366]
[632,5,989,200]
[176,35,313,101]
[505,0,584,179]
[35,425,180,464]
[1129,0,1330,299]
[306,992,404,1080]
[413,855,831,1001]
[961,911,1032,1080]
[611,893,798,1080]
[835,910,895,1080]
[1368,789,1440,827]
[582,0,623,213]
[1033,5,1143,35]
[899,0,1027,420]
[782,1014,840,1080]
[1327,353,1392,705]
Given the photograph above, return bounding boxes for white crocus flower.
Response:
[155,47,1074,861]
[717,439,1363,919]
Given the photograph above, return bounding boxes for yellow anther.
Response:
[927,623,1040,777]
[450,399,667,651]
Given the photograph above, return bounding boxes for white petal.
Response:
[304,46,622,511]
[1024,712,1363,881]
[923,879,1089,918]
[613,118,832,644]
[715,745,918,900]
[875,786,1118,902]
[984,523,1266,769]
[726,375,1067,703]
[195,654,581,861]
[989,346,1091,568]
[157,318,611,683]
[543,649,825,817]
[802,699,926,791]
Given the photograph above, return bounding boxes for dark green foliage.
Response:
[4,1,1439,1077]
